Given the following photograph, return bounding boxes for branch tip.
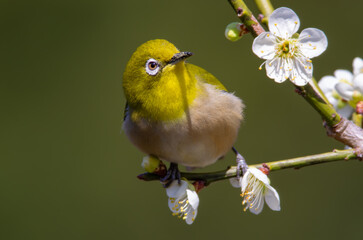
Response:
[294,87,305,96]
[137,173,147,180]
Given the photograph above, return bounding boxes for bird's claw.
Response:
[236,153,248,178]
[161,163,181,188]
[232,147,248,178]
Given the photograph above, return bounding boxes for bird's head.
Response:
[122,39,193,108]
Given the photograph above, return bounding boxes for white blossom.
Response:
[318,70,354,118]
[231,167,280,214]
[252,7,327,86]
[166,180,199,224]
[353,57,363,76]
[335,73,363,105]
[318,57,363,117]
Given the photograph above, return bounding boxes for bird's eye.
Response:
[145,58,160,76]
[148,61,157,70]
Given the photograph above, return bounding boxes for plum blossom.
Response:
[318,70,354,118]
[318,57,363,117]
[230,167,280,214]
[253,7,328,86]
[166,180,199,224]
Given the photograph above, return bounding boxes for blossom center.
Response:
[276,39,298,58]
[281,42,290,54]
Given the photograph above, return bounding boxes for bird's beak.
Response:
[167,52,193,65]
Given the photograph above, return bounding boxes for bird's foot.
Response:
[232,147,248,178]
[161,163,181,188]
[236,153,248,178]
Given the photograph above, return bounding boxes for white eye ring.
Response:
[145,58,160,76]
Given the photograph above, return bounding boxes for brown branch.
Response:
[326,118,363,157]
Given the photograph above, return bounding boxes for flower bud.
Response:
[141,155,161,173]
[225,22,245,42]
[356,101,363,115]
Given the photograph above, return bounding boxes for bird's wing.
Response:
[123,101,129,121]
[186,63,227,91]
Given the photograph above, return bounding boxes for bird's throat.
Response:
[132,63,198,122]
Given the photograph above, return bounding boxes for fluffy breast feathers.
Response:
[123,81,244,168]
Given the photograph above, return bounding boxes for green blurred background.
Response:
[1,0,363,239]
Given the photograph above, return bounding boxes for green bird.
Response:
[122,39,245,182]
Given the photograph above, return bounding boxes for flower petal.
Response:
[299,28,327,58]
[353,57,363,76]
[186,189,199,209]
[252,32,277,60]
[353,73,363,93]
[318,75,339,93]
[337,105,353,119]
[335,83,354,100]
[229,177,241,188]
[241,171,250,192]
[268,7,300,38]
[185,209,197,225]
[248,168,270,185]
[334,69,353,83]
[249,199,264,215]
[265,186,281,211]
[326,94,339,108]
[318,76,341,107]
[275,58,290,82]
[290,57,312,86]
[166,180,188,198]
[266,58,290,83]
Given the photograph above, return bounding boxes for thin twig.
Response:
[138,149,359,185]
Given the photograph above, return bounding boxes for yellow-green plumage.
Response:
[122,39,244,168]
